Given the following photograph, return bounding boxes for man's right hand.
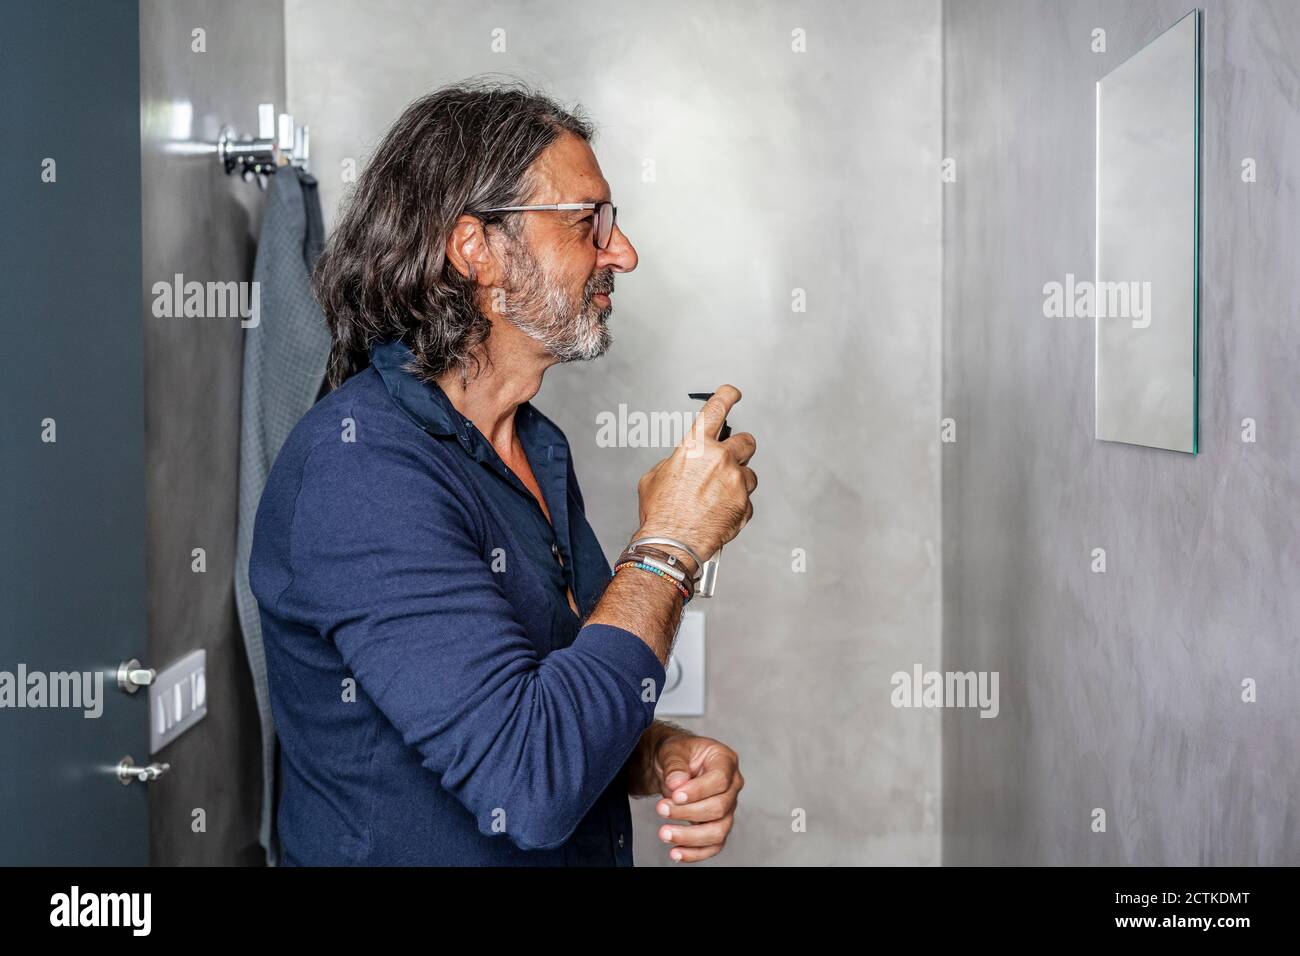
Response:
[634,385,758,568]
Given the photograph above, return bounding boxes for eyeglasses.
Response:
[474,201,618,250]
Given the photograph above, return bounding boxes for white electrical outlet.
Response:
[656,609,704,716]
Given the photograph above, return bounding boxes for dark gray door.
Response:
[0,0,150,865]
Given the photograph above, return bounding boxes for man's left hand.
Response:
[652,734,744,863]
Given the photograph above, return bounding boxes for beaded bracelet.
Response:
[612,559,692,603]
[614,560,691,602]
[622,551,698,600]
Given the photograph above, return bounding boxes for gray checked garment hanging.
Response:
[234,166,331,865]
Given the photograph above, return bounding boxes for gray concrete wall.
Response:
[287,0,943,865]
[140,0,285,865]
[942,0,1300,864]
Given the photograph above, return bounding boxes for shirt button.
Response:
[551,542,559,555]
[618,833,625,848]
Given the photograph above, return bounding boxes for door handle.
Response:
[117,756,170,785]
[116,658,156,694]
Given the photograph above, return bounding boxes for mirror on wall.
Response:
[1095,9,1200,454]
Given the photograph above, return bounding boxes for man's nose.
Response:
[597,223,637,273]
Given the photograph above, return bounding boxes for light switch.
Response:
[148,649,207,754]
[656,610,704,716]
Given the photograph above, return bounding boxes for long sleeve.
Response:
[267,432,664,851]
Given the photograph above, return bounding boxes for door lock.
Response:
[117,756,170,785]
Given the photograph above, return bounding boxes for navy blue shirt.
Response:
[249,337,666,865]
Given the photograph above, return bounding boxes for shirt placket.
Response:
[459,417,579,615]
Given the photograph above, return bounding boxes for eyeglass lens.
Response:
[596,202,615,249]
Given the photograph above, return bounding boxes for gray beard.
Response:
[497,240,614,362]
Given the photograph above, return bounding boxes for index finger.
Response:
[667,766,732,805]
[689,385,742,443]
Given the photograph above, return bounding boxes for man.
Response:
[250,79,758,866]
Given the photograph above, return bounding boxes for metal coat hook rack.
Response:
[216,103,310,189]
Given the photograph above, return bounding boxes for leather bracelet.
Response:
[612,560,692,603]
[615,545,690,582]
[627,536,704,580]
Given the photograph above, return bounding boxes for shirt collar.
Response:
[369,337,464,438]
[368,336,564,451]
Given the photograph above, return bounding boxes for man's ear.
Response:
[446,214,498,286]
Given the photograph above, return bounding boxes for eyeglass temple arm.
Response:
[477,203,598,212]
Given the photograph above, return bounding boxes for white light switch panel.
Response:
[657,609,704,716]
[149,649,207,754]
